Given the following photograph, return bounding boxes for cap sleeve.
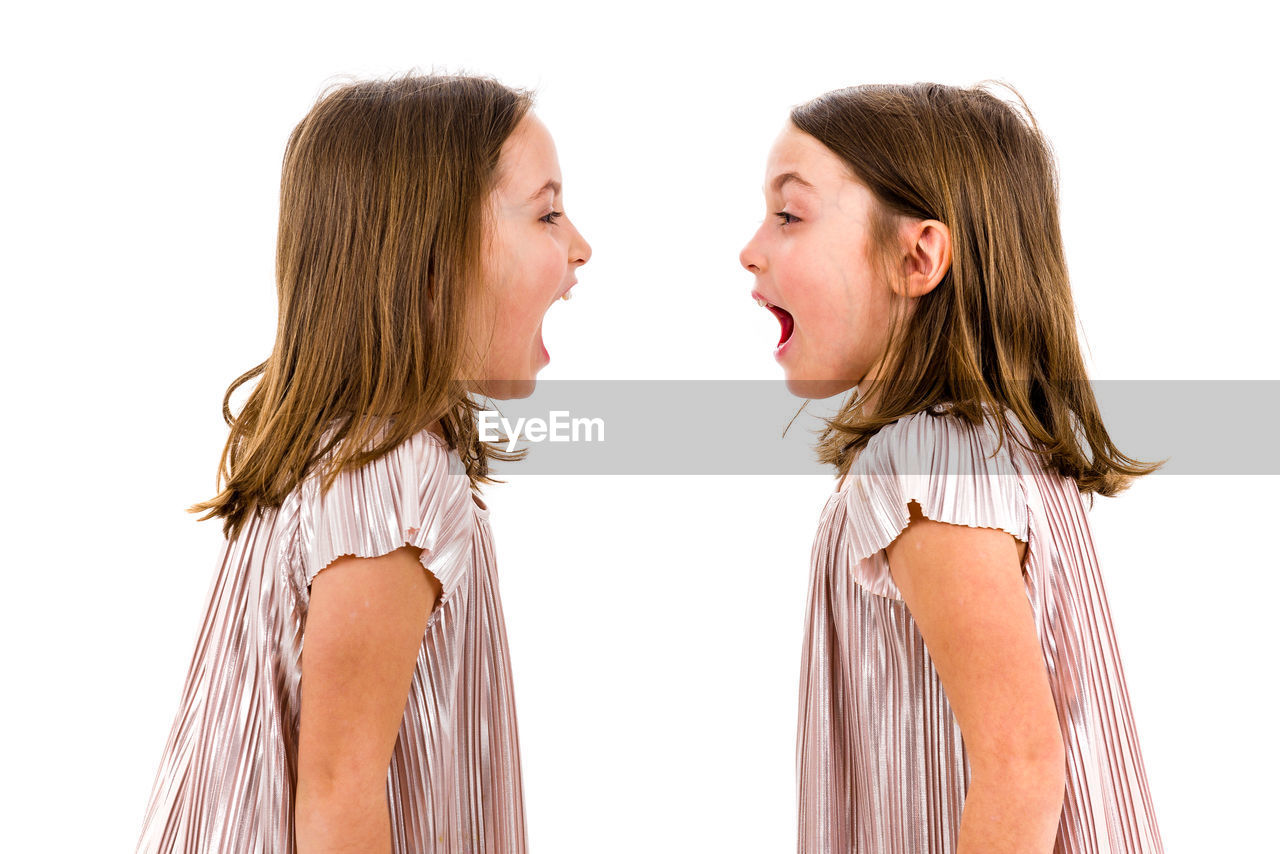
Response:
[839,406,1029,599]
[295,428,475,610]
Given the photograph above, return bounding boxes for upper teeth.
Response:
[756,298,769,307]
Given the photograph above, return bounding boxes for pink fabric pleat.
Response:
[136,427,526,852]
[798,403,1164,853]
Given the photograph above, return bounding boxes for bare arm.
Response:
[885,500,1064,853]
[294,544,443,854]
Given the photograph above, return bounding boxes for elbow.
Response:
[970,731,1066,807]
[296,760,389,818]
[295,771,389,838]
[297,763,386,802]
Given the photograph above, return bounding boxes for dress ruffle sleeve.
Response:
[294,428,476,617]
[839,405,1030,600]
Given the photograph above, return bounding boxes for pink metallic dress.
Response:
[136,427,526,853]
[798,403,1164,853]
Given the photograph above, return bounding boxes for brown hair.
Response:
[189,71,533,541]
[792,81,1166,498]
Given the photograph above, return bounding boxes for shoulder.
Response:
[295,425,476,595]
[308,425,468,501]
[838,402,1030,584]
[855,402,1024,481]
[400,429,474,517]
[399,427,468,482]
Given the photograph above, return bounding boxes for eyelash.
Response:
[774,211,799,226]
[540,210,564,225]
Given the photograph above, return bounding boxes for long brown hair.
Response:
[190,72,533,541]
[793,81,1166,498]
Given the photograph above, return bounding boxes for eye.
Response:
[773,211,799,226]
[540,210,565,225]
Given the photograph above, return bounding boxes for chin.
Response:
[476,377,538,400]
[784,374,855,401]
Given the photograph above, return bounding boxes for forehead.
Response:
[495,113,562,200]
[763,124,850,194]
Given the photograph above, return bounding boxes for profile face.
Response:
[470,112,592,399]
[739,122,898,400]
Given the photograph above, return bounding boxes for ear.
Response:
[898,218,951,298]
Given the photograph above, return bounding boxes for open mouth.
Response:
[766,303,795,347]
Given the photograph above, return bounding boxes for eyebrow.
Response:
[526,179,562,203]
[765,171,817,195]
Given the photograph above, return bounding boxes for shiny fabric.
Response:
[137,427,526,853]
[798,403,1164,853]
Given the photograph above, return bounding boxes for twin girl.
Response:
[136,74,1164,854]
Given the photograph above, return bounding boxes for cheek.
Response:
[786,233,886,354]
[489,246,539,311]
[506,232,565,296]
[535,237,566,289]
[811,229,879,313]
[775,235,843,316]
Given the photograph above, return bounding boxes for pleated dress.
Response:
[136,426,526,853]
[798,402,1164,853]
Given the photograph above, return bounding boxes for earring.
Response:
[560,291,573,301]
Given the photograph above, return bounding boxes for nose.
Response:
[739,237,763,274]
[570,222,591,268]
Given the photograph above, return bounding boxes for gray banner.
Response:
[469,380,1279,475]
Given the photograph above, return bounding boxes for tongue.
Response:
[770,305,795,346]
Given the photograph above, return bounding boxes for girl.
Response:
[136,73,590,853]
[740,82,1165,853]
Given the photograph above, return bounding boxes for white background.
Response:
[3,1,1277,851]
